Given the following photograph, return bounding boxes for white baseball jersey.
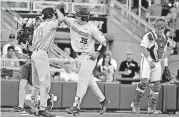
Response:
[32,19,59,52]
[66,18,106,53]
[140,31,175,61]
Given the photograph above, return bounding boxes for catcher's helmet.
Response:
[152,18,168,30]
[42,7,55,20]
[76,7,90,22]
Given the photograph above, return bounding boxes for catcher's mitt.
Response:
[162,66,172,82]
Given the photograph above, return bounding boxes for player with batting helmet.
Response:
[55,4,110,116]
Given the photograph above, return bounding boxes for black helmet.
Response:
[42,7,55,20]
[76,7,90,22]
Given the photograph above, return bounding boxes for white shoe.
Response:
[153,110,162,114]
[147,107,162,114]
[147,107,154,114]
[131,102,140,114]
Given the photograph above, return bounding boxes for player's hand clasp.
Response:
[89,52,100,61]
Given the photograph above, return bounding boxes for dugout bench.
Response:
[1,80,178,113]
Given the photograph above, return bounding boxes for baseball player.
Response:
[30,6,64,117]
[13,17,54,114]
[57,5,110,116]
[131,19,176,114]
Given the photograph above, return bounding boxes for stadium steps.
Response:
[1,10,17,42]
[108,0,153,41]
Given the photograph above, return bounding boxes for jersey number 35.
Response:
[80,37,88,44]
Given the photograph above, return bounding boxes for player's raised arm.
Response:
[55,3,72,27]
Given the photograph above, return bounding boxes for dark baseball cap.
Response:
[9,34,15,39]
[35,16,42,21]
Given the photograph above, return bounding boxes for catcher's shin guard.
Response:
[132,79,148,106]
[148,81,161,113]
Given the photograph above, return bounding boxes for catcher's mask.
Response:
[76,7,90,22]
[152,18,168,31]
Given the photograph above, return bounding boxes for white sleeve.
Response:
[50,19,59,29]
[90,25,106,44]
[140,33,150,48]
[65,17,75,28]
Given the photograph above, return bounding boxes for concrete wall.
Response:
[107,17,142,68]
[1,80,178,113]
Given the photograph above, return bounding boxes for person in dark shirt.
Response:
[118,50,139,84]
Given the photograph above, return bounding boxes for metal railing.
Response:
[1,2,24,28]
[1,0,108,15]
[0,58,77,72]
[109,0,153,39]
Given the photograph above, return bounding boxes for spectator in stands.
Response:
[64,47,71,57]
[96,53,115,82]
[1,46,20,80]
[97,51,117,71]
[146,0,162,22]
[166,7,177,30]
[53,72,61,81]
[3,34,22,55]
[117,50,139,84]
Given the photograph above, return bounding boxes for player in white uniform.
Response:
[57,5,110,116]
[131,19,176,114]
[30,6,64,117]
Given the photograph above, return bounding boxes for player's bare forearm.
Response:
[56,9,66,26]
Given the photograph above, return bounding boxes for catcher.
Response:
[131,18,176,114]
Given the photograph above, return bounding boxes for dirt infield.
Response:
[1,108,179,117]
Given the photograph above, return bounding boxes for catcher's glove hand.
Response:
[162,66,172,82]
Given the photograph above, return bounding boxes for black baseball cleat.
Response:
[100,98,110,115]
[46,94,54,111]
[37,110,56,117]
[66,107,80,116]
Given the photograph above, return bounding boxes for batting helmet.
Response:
[76,7,90,22]
[42,7,55,20]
